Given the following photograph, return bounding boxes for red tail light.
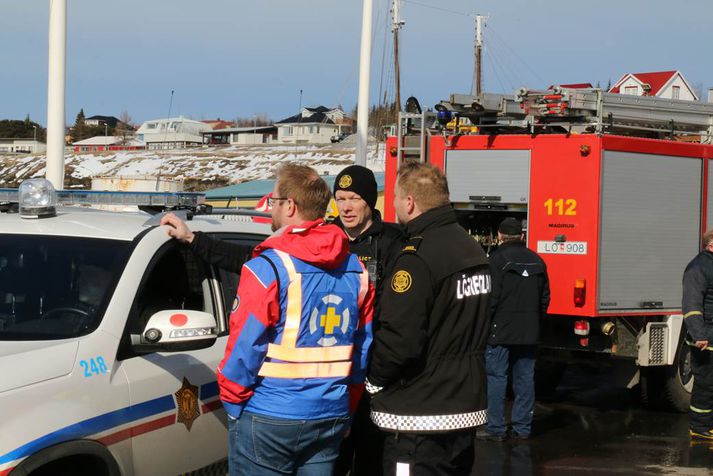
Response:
[574,319,590,336]
[574,278,586,307]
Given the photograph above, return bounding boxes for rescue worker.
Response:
[478,217,550,442]
[366,162,491,476]
[171,164,375,475]
[682,229,713,440]
[332,165,404,476]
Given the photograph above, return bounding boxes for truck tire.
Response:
[641,335,693,412]
[535,360,567,400]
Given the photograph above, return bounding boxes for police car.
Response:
[0,180,271,476]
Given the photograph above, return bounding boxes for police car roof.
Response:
[0,207,271,241]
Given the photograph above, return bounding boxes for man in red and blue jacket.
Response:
[217,164,374,476]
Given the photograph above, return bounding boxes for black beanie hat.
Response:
[334,165,377,210]
[498,217,522,235]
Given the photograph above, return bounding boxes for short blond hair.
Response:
[396,162,450,211]
[276,163,331,221]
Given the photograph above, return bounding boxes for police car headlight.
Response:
[169,327,216,339]
[19,179,57,218]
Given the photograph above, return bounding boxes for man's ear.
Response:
[406,195,416,215]
[286,198,298,218]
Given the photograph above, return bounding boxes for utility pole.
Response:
[46,0,67,189]
[474,14,487,97]
[392,0,405,112]
[356,0,373,166]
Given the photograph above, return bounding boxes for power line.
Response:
[401,0,471,18]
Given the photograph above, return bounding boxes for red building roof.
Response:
[549,83,593,89]
[609,71,677,95]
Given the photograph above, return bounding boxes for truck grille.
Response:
[648,324,667,365]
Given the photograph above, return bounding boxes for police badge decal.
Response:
[175,377,200,431]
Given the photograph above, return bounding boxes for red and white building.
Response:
[609,70,698,101]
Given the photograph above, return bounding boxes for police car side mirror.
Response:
[131,310,218,354]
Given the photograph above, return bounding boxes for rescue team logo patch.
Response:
[391,270,412,293]
[231,296,240,313]
[309,294,350,347]
[338,175,352,189]
[175,377,200,431]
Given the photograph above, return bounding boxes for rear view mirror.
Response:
[132,310,218,353]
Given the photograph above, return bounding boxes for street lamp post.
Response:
[104,122,108,151]
[253,115,257,144]
[32,125,37,153]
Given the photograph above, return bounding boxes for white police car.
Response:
[0,180,270,476]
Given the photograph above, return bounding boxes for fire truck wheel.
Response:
[641,336,693,413]
[535,360,566,400]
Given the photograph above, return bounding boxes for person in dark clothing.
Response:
[478,217,550,442]
[681,229,713,441]
[332,165,404,476]
[366,162,491,476]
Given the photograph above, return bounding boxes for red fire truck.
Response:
[385,88,713,411]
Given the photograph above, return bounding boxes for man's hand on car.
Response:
[160,213,195,244]
[695,340,709,350]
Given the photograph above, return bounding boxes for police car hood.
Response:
[0,340,78,394]
[254,219,349,270]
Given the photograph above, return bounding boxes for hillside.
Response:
[0,143,388,190]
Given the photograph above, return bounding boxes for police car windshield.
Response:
[0,235,130,340]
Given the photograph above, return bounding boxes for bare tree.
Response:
[114,110,136,145]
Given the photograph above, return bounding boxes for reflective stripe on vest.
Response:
[258,249,358,379]
[259,361,352,379]
[357,259,369,309]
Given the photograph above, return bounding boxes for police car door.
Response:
[116,239,229,475]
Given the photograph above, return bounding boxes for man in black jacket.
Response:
[366,162,491,476]
[332,165,404,476]
[682,229,713,440]
[479,217,550,442]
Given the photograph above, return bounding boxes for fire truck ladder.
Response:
[396,111,436,165]
[516,87,713,142]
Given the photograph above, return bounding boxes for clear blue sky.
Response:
[2,0,712,126]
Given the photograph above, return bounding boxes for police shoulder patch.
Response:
[391,270,413,293]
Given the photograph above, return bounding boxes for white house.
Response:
[276,106,353,144]
[136,117,212,150]
[609,70,698,101]
[0,139,46,154]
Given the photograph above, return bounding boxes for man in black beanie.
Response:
[333,164,404,476]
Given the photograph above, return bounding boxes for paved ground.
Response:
[473,363,713,476]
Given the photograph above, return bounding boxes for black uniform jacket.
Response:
[682,251,713,344]
[367,206,491,433]
[333,210,404,320]
[488,240,550,346]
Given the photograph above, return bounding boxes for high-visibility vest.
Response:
[257,249,369,379]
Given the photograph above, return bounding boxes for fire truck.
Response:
[385,88,713,411]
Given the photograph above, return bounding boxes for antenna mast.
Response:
[474,14,487,96]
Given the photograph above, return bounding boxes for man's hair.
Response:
[704,229,713,248]
[396,162,450,211]
[276,163,331,220]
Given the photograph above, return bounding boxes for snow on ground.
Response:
[0,143,388,190]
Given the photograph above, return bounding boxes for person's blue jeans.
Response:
[485,344,536,437]
[228,411,350,476]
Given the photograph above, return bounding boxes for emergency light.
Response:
[18,178,57,218]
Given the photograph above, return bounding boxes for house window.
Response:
[284,127,293,136]
[309,126,318,134]
[672,86,680,99]
[624,86,638,95]
[146,123,157,130]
